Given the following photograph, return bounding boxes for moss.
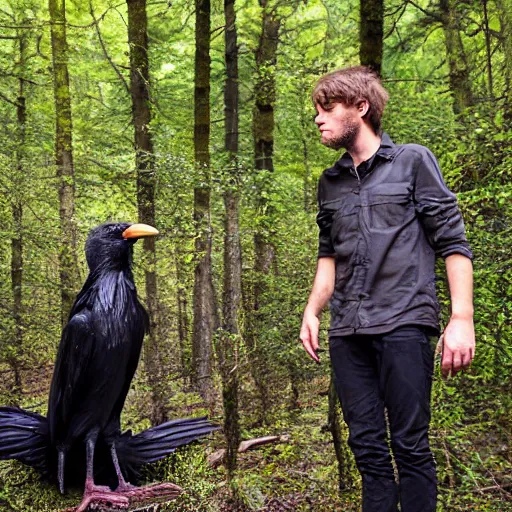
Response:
[0,460,78,511]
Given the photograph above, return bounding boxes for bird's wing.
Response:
[102,298,148,441]
[48,309,96,444]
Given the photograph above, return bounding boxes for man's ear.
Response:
[357,100,370,118]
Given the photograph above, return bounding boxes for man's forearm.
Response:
[305,257,335,316]
[442,253,475,377]
[300,257,335,362]
[445,253,474,319]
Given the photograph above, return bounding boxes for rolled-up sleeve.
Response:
[413,148,472,260]
[317,179,336,258]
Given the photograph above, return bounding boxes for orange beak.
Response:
[122,223,159,239]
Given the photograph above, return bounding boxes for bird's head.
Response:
[85,222,159,272]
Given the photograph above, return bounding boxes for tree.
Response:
[439,0,474,116]
[246,0,281,424]
[219,0,241,476]
[359,0,383,75]
[496,0,512,125]
[126,0,166,424]
[9,24,29,398]
[49,0,79,324]
[192,0,216,405]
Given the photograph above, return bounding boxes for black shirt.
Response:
[316,133,472,336]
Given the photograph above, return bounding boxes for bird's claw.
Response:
[75,490,129,512]
[117,482,183,504]
[114,481,137,493]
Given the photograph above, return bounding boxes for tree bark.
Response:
[298,75,313,213]
[328,370,353,491]
[49,0,79,325]
[192,0,216,405]
[496,0,512,125]
[439,0,474,116]
[126,0,166,425]
[219,0,241,477]
[175,250,190,380]
[247,0,281,424]
[253,1,279,174]
[9,30,28,398]
[359,0,384,75]
[482,0,493,101]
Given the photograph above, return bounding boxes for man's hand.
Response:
[300,257,335,363]
[440,316,475,378]
[300,308,321,363]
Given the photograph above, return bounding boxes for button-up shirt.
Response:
[317,133,472,336]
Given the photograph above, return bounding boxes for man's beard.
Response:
[323,117,360,150]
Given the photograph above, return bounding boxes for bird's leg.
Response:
[110,443,136,492]
[75,433,129,512]
[58,449,66,494]
[110,442,182,504]
[83,432,111,494]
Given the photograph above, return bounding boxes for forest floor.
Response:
[0,369,510,511]
[143,374,512,512]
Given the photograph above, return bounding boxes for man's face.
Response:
[314,102,361,150]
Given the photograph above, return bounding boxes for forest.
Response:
[0,0,511,510]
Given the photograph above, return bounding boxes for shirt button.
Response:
[353,189,360,194]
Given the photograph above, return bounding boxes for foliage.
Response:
[0,0,510,510]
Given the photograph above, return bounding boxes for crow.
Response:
[0,222,218,511]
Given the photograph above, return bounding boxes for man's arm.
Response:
[441,254,475,378]
[300,257,335,362]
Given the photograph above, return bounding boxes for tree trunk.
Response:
[175,250,190,380]
[253,1,279,174]
[359,0,383,75]
[439,0,474,116]
[126,0,166,425]
[328,370,353,492]
[247,0,281,424]
[192,0,216,405]
[482,0,493,101]
[9,31,28,398]
[298,75,314,213]
[496,0,512,125]
[49,0,79,325]
[219,0,241,477]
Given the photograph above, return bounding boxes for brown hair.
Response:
[312,66,389,134]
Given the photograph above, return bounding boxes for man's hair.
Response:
[312,66,389,134]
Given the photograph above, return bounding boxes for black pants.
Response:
[329,326,437,512]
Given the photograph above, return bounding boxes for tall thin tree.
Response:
[327,370,354,491]
[8,26,29,398]
[439,0,474,116]
[247,0,281,423]
[496,0,512,125]
[482,0,493,101]
[126,0,166,424]
[219,0,241,476]
[359,0,383,74]
[49,0,79,324]
[192,0,216,404]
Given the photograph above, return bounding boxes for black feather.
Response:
[116,417,219,481]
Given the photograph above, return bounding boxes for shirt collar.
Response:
[325,132,396,177]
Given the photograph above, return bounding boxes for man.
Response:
[299,66,475,512]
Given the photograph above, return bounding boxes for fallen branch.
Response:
[208,435,290,467]
[238,435,289,453]
[475,481,512,494]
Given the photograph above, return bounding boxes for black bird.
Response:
[0,222,218,511]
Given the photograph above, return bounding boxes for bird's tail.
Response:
[115,417,219,482]
[0,406,50,476]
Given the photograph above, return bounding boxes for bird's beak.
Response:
[122,223,159,239]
